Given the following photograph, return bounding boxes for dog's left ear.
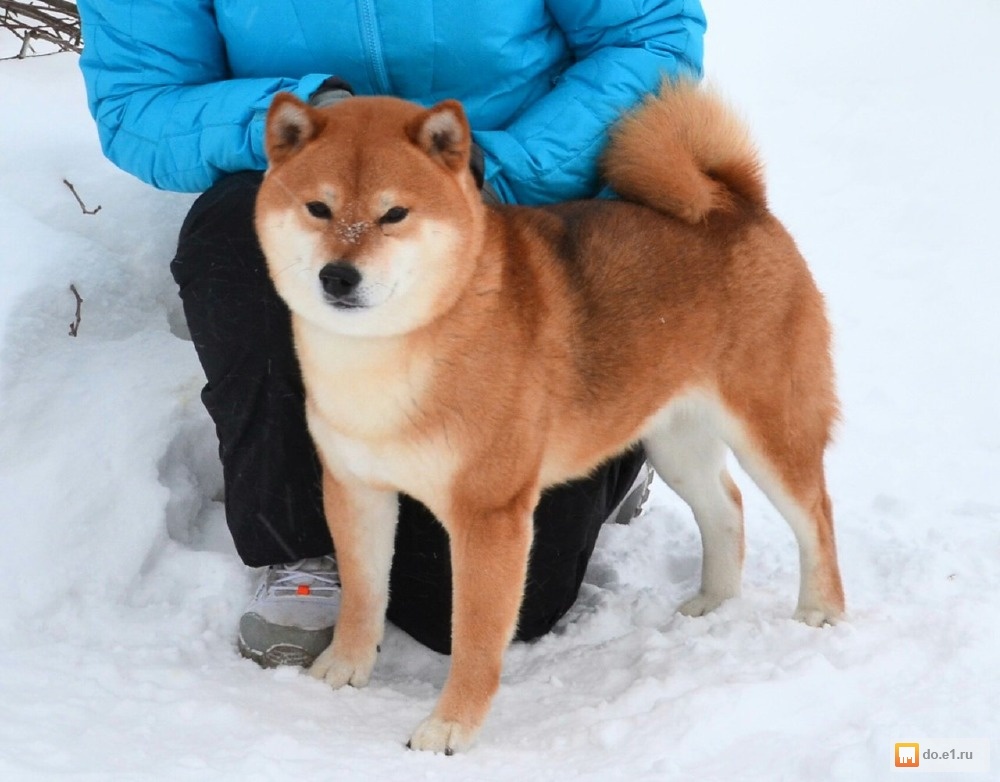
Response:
[265,92,325,166]
[406,100,471,176]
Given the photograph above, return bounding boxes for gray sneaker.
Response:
[237,555,341,668]
[608,462,654,525]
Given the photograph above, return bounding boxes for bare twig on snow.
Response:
[68,283,82,337]
[63,178,101,215]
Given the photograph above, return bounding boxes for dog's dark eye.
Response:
[379,206,409,225]
[306,201,332,220]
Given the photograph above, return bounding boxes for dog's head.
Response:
[255,93,485,337]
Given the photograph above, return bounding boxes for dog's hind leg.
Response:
[643,404,745,617]
[727,412,845,626]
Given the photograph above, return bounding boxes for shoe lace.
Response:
[263,555,341,597]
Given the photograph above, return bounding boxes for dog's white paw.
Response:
[677,592,728,617]
[407,715,478,755]
[309,643,377,689]
[793,605,843,627]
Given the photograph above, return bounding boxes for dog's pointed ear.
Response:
[406,100,471,176]
[265,92,325,166]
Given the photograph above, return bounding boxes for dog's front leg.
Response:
[310,468,398,689]
[408,500,534,754]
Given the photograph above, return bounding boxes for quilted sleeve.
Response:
[77,0,330,192]
[474,0,705,205]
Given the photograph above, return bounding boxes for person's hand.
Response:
[308,76,354,108]
[469,142,501,205]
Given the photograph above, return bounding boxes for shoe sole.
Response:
[610,462,654,525]
[238,636,322,668]
[237,612,333,669]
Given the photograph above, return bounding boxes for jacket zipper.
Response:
[359,0,392,94]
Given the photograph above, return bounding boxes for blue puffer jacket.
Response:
[77,0,704,203]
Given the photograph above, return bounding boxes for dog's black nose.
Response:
[319,262,361,300]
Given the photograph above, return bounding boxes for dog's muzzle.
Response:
[319,262,364,309]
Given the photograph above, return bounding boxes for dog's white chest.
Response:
[307,410,456,502]
[295,316,438,428]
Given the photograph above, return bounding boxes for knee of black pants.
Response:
[171,170,266,289]
[170,170,331,566]
[170,171,290,372]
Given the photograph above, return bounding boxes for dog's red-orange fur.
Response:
[255,81,844,753]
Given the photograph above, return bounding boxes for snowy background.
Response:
[1,2,998,780]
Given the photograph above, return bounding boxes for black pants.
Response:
[170,171,644,654]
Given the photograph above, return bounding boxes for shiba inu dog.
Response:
[254,81,845,754]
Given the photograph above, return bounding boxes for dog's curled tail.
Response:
[602,80,766,223]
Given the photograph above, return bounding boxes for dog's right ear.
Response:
[405,100,471,177]
[265,92,324,166]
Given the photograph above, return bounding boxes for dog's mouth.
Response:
[322,281,396,313]
[327,297,368,311]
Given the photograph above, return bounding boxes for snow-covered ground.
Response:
[1,3,997,780]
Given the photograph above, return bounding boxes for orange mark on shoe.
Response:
[296,584,311,596]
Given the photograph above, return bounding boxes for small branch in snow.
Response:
[63,178,101,215]
[68,283,82,337]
